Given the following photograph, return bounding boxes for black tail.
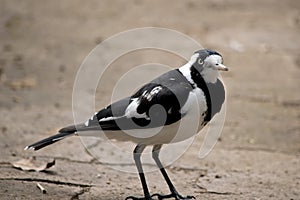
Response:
[24,124,78,151]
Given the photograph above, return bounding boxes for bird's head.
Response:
[189,49,229,83]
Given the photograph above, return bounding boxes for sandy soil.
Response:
[1,0,300,199]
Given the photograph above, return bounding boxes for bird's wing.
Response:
[81,82,192,131]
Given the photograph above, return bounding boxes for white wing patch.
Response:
[99,116,123,122]
[84,114,95,126]
[125,86,162,119]
[142,86,162,101]
[125,98,147,119]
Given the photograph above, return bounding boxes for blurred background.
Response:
[0,0,299,199]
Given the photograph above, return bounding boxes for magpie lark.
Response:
[25,49,228,200]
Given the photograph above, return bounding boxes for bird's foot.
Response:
[151,193,195,200]
[125,196,153,200]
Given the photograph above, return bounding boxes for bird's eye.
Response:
[198,59,204,65]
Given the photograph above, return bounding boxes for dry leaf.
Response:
[11,157,55,172]
[6,77,37,90]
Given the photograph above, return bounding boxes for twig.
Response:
[199,190,236,195]
[70,188,90,200]
[0,177,94,187]
[36,183,46,194]
[196,184,236,195]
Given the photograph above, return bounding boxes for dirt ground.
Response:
[1,0,300,199]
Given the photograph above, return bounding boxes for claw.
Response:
[125,196,153,200]
[125,196,143,200]
[151,193,172,200]
[151,193,195,200]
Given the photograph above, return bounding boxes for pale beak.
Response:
[216,63,229,71]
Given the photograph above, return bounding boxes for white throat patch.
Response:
[201,54,222,83]
[200,68,219,83]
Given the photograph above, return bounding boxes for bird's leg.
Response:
[151,144,195,200]
[126,144,153,200]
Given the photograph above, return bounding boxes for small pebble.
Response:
[215,174,222,179]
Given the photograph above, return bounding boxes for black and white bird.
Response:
[25,49,228,200]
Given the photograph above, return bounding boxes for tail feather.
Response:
[25,124,77,151]
[25,121,102,151]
